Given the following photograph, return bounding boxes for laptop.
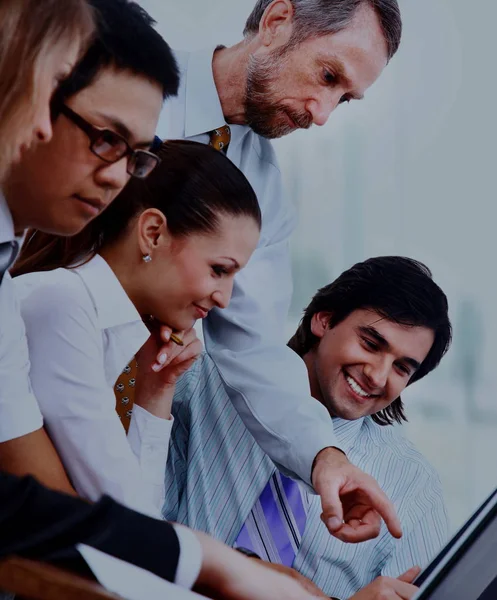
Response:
[413,487,497,599]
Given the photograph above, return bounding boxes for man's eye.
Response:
[323,70,336,84]
[397,364,411,376]
[363,338,378,351]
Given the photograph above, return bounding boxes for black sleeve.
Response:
[0,472,180,583]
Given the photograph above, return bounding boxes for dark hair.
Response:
[288,256,452,426]
[12,140,261,275]
[244,0,402,61]
[52,0,179,106]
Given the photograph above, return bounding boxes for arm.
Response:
[0,273,73,493]
[203,168,400,541]
[0,429,75,495]
[0,472,180,583]
[203,194,335,484]
[20,281,171,518]
[0,473,332,600]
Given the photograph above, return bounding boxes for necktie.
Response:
[235,471,308,567]
[209,125,231,152]
[114,125,232,428]
[115,360,138,433]
[0,240,19,285]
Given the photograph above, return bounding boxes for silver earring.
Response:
[142,254,152,263]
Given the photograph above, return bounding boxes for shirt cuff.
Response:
[282,436,346,494]
[172,524,203,589]
[127,404,174,484]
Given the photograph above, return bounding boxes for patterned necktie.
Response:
[209,125,231,152]
[114,125,232,429]
[0,240,19,285]
[115,359,138,433]
[235,471,308,567]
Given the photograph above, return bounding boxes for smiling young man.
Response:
[163,256,452,599]
[158,0,406,540]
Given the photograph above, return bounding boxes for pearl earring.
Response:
[142,254,152,263]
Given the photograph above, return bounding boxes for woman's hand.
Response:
[134,321,202,419]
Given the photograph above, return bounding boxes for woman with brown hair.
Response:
[0,0,94,491]
[13,139,262,517]
[0,0,94,180]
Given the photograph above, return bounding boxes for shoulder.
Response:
[361,419,445,503]
[15,269,97,332]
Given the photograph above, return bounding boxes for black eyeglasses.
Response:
[59,104,160,179]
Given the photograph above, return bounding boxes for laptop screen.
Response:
[416,491,497,599]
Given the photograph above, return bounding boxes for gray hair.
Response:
[243,0,402,60]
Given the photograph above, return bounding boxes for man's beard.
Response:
[244,51,313,139]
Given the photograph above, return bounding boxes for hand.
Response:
[312,447,402,542]
[193,530,325,600]
[135,322,202,418]
[349,567,421,600]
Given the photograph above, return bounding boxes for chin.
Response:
[43,218,88,237]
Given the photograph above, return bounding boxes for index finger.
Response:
[358,483,402,539]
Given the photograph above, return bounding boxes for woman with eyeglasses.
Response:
[12,140,262,518]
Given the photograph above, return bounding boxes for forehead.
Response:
[175,215,260,266]
[68,67,164,143]
[343,309,435,363]
[296,4,388,91]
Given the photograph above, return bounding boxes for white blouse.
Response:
[15,254,173,518]
[0,192,43,442]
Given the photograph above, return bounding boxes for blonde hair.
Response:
[0,0,94,180]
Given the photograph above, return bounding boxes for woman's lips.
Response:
[193,304,209,319]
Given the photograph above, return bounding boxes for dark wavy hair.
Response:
[288,256,452,426]
[12,140,261,276]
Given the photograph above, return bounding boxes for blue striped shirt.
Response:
[164,354,449,598]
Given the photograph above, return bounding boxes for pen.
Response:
[170,333,184,346]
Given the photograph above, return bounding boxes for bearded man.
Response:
[158,0,403,543]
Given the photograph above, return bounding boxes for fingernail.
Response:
[164,330,171,341]
[326,517,341,530]
[151,363,161,372]
[158,353,167,364]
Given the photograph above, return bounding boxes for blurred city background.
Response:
[139,0,497,534]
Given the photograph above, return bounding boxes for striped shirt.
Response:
[164,354,449,598]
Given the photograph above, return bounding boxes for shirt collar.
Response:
[0,190,15,245]
[74,254,146,332]
[183,47,228,138]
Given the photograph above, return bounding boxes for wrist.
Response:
[195,532,245,594]
[134,388,174,419]
[311,446,348,487]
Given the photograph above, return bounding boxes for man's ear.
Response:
[137,208,168,258]
[310,311,333,339]
[259,0,294,48]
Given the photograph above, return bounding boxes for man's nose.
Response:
[363,359,390,390]
[305,92,343,127]
[94,157,130,191]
